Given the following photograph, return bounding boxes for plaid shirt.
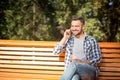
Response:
[53,35,101,76]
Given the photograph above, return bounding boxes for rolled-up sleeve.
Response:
[53,44,66,55]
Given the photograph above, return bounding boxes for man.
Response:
[53,16,101,80]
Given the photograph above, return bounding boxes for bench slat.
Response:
[0,77,43,80]
[0,47,53,52]
[0,72,60,80]
[100,72,120,77]
[0,64,64,70]
[0,55,59,61]
[0,60,64,66]
[0,69,63,75]
[98,63,120,67]
[99,42,120,48]
[101,49,120,53]
[102,59,120,62]
[102,53,120,58]
[0,51,56,56]
[100,67,120,72]
[98,77,120,80]
[0,40,57,48]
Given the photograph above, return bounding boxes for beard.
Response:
[75,30,83,36]
[72,30,83,36]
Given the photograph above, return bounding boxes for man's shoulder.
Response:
[85,35,96,40]
[85,35,99,47]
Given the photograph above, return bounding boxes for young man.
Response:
[53,16,101,80]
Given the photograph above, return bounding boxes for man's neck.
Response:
[75,32,85,38]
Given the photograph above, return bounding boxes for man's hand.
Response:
[63,29,71,39]
[59,29,71,46]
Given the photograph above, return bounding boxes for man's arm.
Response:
[89,39,102,65]
[53,29,71,55]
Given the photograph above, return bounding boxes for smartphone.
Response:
[70,29,72,37]
[66,29,72,37]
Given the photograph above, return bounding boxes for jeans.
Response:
[72,74,79,80]
[60,62,96,80]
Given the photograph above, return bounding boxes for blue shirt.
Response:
[53,35,101,76]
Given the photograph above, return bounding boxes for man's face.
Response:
[70,20,84,36]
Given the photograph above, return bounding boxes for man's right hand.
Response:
[63,29,71,39]
[59,29,71,46]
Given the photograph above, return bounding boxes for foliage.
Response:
[97,0,120,41]
[0,0,119,41]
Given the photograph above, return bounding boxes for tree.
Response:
[2,0,53,40]
[97,0,120,41]
[0,0,119,41]
[0,0,9,39]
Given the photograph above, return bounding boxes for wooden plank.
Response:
[0,69,63,75]
[102,54,120,59]
[99,42,120,48]
[100,67,120,72]
[0,72,61,80]
[0,55,59,61]
[0,51,57,56]
[99,72,120,77]
[0,77,43,80]
[101,49,120,53]
[98,77,120,80]
[0,40,120,48]
[101,59,120,63]
[0,47,53,52]
[102,53,120,58]
[0,60,64,66]
[0,77,60,80]
[59,58,64,62]
[98,63,120,67]
[60,54,120,61]
[0,64,64,70]
[0,40,57,48]
[59,52,120,61]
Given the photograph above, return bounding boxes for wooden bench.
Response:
[0,40,64,80]
[0,40,120,80]
[59,42,120,80]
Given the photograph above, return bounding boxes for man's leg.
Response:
[60,62,77,80]
[72,74,80,80]
[76,63,96,80]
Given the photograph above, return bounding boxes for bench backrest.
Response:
[59,42,120,80]
[0,40,64,80]
[0,40,120,80]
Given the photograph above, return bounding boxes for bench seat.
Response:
[0,40,64,80]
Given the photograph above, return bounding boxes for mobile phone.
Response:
[70,29,72,37]
[66,29,72,37]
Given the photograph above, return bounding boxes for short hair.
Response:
[71,16,85,25]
